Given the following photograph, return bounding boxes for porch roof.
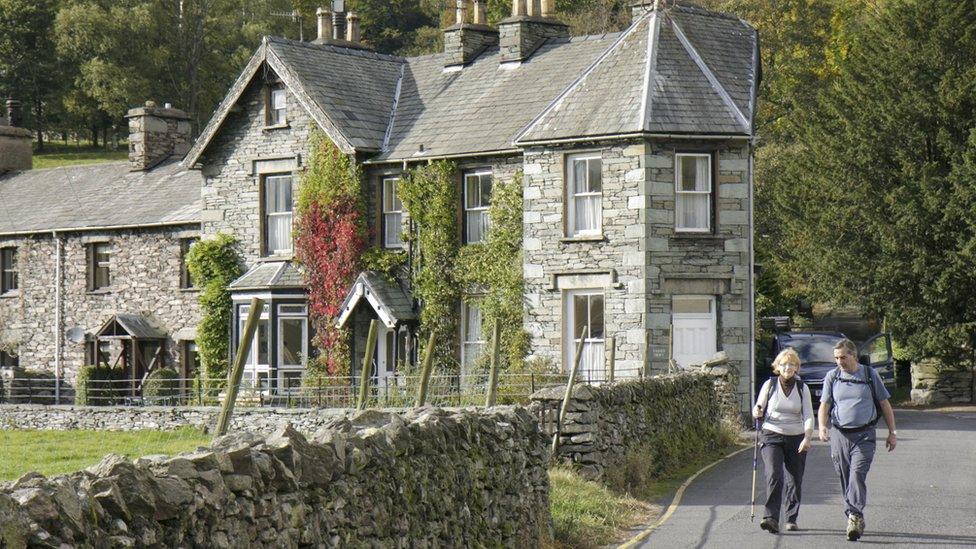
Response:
[229,261,305,291]
[337,271,416,330]
[96,314,167,340]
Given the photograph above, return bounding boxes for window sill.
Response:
[672,232,725,240]
[0,291,19,299]
[86,289,112,296]
[561,235,607,243]
[262,123,290,131]
[180,287,201,294]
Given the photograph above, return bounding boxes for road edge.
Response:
[617,445,752,548]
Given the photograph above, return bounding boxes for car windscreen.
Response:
[780,336,838,364]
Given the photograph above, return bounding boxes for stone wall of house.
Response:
[0,407,552,548]
[0,226,201,381]
[522,138,753,409]
[530,370,736,480]
[199,73,314,262]
[911,359,975,404]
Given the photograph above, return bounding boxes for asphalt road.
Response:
[635,409,976,548]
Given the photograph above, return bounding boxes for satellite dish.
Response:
[66,326,86,344]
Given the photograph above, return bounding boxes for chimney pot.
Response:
[526,0,538,17]
[455,0,467,25]
[0,98,32,171]
[473,1,487,25]
[333,10,346,40]
[512,0,526,17]
[540,0,554,17]
[5,99,22,128]
[346,11,360,43]
[316,7,334,42]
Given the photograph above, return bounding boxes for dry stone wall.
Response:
[531,370,736,480]
[911,359,975,404]
[0,407,551,548]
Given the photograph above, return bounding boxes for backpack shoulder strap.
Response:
[865,364,882,424]
[763,376,777,406]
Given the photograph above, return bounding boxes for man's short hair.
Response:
[833,338,858,357]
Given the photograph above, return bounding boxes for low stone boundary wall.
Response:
[911,359,975,404]
[531,371,734,479]
[0,407,551,547]
[0,404,353,434]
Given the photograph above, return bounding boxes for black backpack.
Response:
[829,364,882,428]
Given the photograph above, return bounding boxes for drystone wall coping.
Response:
[0,406,552,548]
[910,359,975,405]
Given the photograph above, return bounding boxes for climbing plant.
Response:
[456,171,530,369]
[186,232,242,380]
[295,131,369,376]
[398,161,461,372]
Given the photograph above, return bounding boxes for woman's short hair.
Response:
[833,338,858,357]
[772,348,801,375]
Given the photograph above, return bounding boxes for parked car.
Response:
[756,330,895,409]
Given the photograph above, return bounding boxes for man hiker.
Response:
[818,338,897,541]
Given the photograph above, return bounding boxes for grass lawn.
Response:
[32,141,128,170]
[548,442,744,548]
[0,428,210,482]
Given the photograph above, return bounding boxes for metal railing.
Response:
[0,367,649,408]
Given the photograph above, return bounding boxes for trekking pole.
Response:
[750,417,760,522]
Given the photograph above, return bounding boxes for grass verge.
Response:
[32,142,128,169]
[0,428,210,481]
[549,437,745,548]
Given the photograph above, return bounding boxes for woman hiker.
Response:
[753,348,814,534]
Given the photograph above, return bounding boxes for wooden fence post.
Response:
[607,335,616,383]
[356,319,379,411]
[415,331,437,407]
[485,322,502,407]
[552,326,587,455]
[213,297,264,440]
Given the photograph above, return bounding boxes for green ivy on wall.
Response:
[186,233,243,380]
[398,161,462,372]
[456,171,531,370]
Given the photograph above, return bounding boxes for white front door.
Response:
[375,326,397,388]
[671,296,717,369]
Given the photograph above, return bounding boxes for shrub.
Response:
[75,365,125,406]
[186,233,242,381]
[142,368,181,403]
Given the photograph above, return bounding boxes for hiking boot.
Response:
[760,517,779,534]
[784,522,799,531]
[847,514,862,541]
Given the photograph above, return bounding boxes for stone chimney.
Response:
[0,100,32,172]
[498,0,568,63]
[125,101,192,171]
[444,0,499,68]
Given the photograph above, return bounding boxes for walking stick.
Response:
[750,417,760,522]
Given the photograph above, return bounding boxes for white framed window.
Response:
[269,86,287,125]
[675,153,712,232]
[563,290,605,380]
[382,177,403,248]
[1,247,17,294]
[264,174,293,255]
[460,300,486,374]
[277,304,308,395]
[566,154,602,236]
[464,170,493,243]
[671,296,717,369]
[239,303,271,392]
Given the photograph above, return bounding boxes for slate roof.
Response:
[337,271,417,329]
[185,2,758,166]
[229,261,306,290]
[0,160,201,236]
[97,314,167,340]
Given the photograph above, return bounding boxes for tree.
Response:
[0,0,66,149]
[773,0,976,362]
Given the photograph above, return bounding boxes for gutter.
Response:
[0,220,199,238]
[515,132,751,147]
[362,148,521,166]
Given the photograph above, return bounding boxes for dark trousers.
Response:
[760,430,807,523]
[829,427,876,518]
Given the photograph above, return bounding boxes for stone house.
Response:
[181,0,760,404]
[0,103,204,393]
